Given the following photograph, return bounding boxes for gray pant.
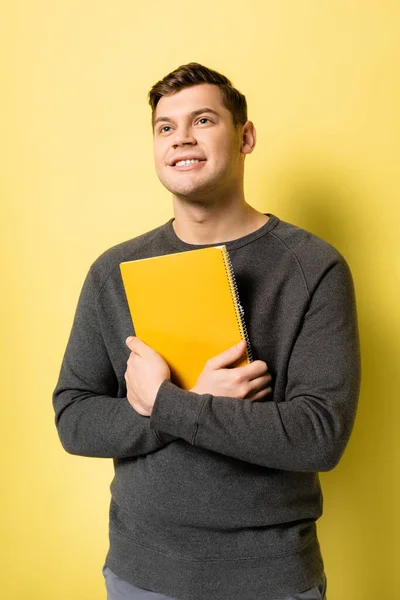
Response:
[102,565,327,600]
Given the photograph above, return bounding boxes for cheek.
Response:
[154,155,162,171]
[212,146,236,170]
[153,142,167,166]
[212,133,236,158]
[153,148,161,165]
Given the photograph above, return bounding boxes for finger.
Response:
[246,374,272,394]
[126,336,138,353]
[246,386,272,401]
[236,360,269,380]
[238,375,271,400]
[126,336,154,357]
[207,340,247,370]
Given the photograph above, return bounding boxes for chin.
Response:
[161,179,208,198]
[161,173,222,199]
[171,186,214,202]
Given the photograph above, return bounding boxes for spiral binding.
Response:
[220,246,253,363]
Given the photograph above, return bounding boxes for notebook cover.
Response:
[120,246,248,390]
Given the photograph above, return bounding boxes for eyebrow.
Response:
[153,107,220,127]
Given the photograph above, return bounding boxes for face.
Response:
[152,83,254,201]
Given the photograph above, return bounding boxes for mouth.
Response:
[169,158,207,170]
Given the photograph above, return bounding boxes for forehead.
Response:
[154,83,228,120]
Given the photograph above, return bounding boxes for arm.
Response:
[149,259,361,472]
[52,267,175,458]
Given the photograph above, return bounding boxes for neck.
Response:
[171,196,269,245]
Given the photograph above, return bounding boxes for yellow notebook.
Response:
[120,245,252,390]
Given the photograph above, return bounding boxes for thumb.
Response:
[125,336,154,357]
[208,339,247,370]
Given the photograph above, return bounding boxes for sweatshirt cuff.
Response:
[150,380,210,444]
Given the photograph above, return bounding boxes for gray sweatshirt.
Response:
[53,214,360,600]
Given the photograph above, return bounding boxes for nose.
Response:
[171,126,197,149]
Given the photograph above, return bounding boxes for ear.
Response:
[240,121,256,155]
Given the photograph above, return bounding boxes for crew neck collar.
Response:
[163,213,280,252]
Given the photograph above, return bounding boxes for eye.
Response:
[197,117,211,125]
[159,125,172,134]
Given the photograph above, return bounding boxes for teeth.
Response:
[175,159,200,167]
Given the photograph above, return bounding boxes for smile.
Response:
[171,159,206,170]
[175,159,200,166]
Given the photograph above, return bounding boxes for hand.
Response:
[190,340,272,400]
[124,336,171,416]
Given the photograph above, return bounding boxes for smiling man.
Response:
[53,63,360,600]
[153,81,268,243]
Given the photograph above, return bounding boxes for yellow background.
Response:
[1,1,399,598]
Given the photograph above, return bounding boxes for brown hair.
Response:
[148,62,248,128]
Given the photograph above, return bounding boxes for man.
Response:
[53,62,360,600]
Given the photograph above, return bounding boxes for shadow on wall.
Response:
[264,163,397,597]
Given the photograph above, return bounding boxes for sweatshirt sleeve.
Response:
[149,258,361,472]
[53,267,175,458]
